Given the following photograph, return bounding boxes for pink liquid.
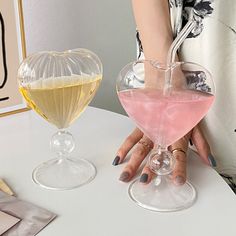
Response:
[118,88,214,147]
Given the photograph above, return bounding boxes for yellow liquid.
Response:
[20,75,102,129]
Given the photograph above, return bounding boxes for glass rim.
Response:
[117,59,215,95]
[117,59,213,81]
[130,59,212,72]
[22,47,100,56]
[17,48,103,78]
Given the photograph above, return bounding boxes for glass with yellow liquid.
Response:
[18,49,102,190]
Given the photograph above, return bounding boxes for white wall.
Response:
[22,0,136,114]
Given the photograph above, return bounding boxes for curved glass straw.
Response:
[148,11,200,200]
[167,12,198,64]
[146,11,200,163]
[126,12,211,212]
[164,11,199,95]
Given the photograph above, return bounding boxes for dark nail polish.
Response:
[175,176,185,185]
[112,156,120,166]
[208,154,217,167]
[189,138,193,146]
[119,172,130,182]
[140,173,148,183]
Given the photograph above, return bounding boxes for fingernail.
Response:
[189,138,193,146]
[140,173,148,183]
[175,176,185,185]
[208,154,217,167]
[112,156,120,166]
[119,172,130,182]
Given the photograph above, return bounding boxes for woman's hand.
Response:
[113,125,217,185]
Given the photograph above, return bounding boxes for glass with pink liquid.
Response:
[117,60,215,212]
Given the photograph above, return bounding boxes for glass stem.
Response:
[51,130,75,160]
[155,145,168,155]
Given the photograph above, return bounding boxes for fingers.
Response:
[170,137,188,186]
[139,163,156,184]
[112,128,143,166]
[119,136,153,182]
[171,150,187,185]
[191,124,217,167]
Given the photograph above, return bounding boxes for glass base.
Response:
[32,157,96,190]
[128,176,197,212]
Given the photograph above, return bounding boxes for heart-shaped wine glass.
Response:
[18,48,102,190]
[117,60,215,211]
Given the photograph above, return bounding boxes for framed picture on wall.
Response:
[0,0,29,117]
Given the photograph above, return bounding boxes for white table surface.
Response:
[0,107,235,236]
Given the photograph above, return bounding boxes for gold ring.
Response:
[138,140,153,150]
[171,148,186,155]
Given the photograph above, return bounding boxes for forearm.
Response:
[132,0,173,62]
